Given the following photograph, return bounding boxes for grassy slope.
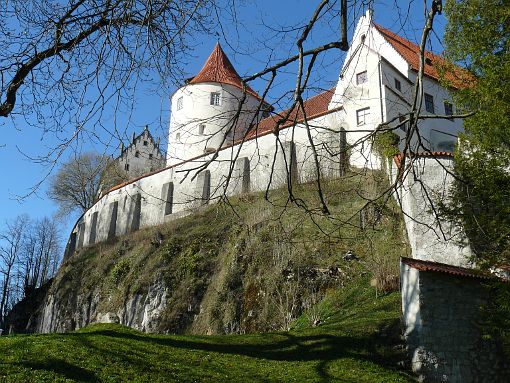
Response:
[0,281,413,382]
[1,172,414,381]
[41,172,409,335]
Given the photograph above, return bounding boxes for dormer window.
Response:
[210,92,220,106]
[356,71,367,85]
[177,96,183,110]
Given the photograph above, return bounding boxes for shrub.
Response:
[110,259,131,285]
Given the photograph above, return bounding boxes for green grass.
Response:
[0,281,413,382]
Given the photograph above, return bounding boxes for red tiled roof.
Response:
[401,257,496,280]
[245,87,337,139]
[393,151,454,168]
[374,24,475,89]
[189,43,263,100]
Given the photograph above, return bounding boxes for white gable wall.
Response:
[331,10,463,156]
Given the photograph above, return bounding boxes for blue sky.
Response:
[0,0,449,242]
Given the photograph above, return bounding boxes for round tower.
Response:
[167,43,271,166]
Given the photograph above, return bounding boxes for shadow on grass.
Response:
[17,358,99,382]
[79,320,407,382]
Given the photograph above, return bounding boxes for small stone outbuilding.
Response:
[400,257,509,382]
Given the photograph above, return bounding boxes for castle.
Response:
[66,11,466,257]
[62,11,507,381]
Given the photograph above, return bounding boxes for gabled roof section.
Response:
[246,87,337,139]
[117,126,164,159]
[374,24,474,89]
[189,43,264,101]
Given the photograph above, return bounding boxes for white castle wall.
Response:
[389,155,472,268]
[69,109,352,253]
[68,120,471,273]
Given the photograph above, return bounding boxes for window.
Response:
[444,101,453,116]
[356,107,370,126]
[149,153,153,159]
[262,110,270,118]
[198,124,205,135]
[399,115,407,132]
[176,132,181,141]
[356,71,367,85]
[210,92,220,106]
[425,93,435,113]
[124,163,130,171]
[394,78,401,92]
[143,140,148,146]
[177,96,183,110]
[135,151,140,158]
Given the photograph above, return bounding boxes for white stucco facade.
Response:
[331,11,463,157]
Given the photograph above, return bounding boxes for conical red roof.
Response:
[189,43,262,99]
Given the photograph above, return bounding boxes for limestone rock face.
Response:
[8,276,169,334]
[119,278,167,332]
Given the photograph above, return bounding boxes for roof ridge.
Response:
[246,87,337,140]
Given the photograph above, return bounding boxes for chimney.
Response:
[120,142,124,155]
[132,132,136,143]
